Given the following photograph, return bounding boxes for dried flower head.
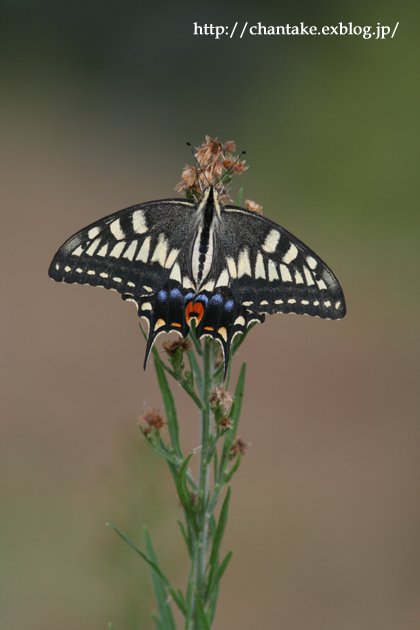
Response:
[209,385,234,414]
[229,437,250,459]
[219,416,233,431]
[162,338,192,357]
[140,408,165,434]
[175,136,248,203]
[245,199,263,215]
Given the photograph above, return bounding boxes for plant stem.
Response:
[192,337,212,627]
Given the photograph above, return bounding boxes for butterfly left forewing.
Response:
[48,199,196,297]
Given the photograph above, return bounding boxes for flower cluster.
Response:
[139,408,166,435]
[175,136,248,202]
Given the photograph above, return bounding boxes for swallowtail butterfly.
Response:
[49,185,346,378]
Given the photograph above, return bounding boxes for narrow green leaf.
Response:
[231,322,257,356]
[194,590,211,630]
[205,486,231,601]
[188,350,203,393]
[236,186,244,207]
[216,549,233,582]
[151,612,163,630]
[207,581,219,627]
[177,454,198,535]
[176,519,192,557]
[144,527,177,630]
[168,585,186,615]
[154,357,182,459]
[107,524,170,587]
[224,452,242,483]
[230,362,246,434]
[108,624,115,630]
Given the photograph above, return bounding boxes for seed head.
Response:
[245,199,263,215]
[175,136,248,202]
[140,408,165,434]
[162,338,192,357]
[209,385,234,414]
[229,437,250,459]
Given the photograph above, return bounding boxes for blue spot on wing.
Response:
[210,294,223,305]
[170,288,182,299]
[224,300,234,312]
[158,290,167,302]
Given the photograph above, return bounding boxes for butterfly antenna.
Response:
[186,142,210,192]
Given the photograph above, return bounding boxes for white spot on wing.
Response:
[110,242,126,258]
[151,234,168,266]
[110,218,125,240]
[324,300,331,307]
[260,300,268,305]
[243,301,253,306]
[335,301,341,309]
[88,226,101,239]
[317,279,327,290]
[268,260,279,281]
[294,271,304,284]
[306,256,317,270]
[143,286,153,292]
[76,268,83,273]
[97,244,108,257]
[234,316,245,326]
[237,248,251,277]
[262,229,280,253]
[183,277,194,289]
[72,245,84,256]
[216,269,229,287]
[170,263,182,283]
[303,266,315,286]
[64,266,71,272]
[201,280,215,292]
[275,299,283,304]
[86,239,102,256]
[87,270,96,275]
[288,298,296,304]
[279,264,292,282]
[313,300,319,306]
[113,277,122,283]
[165,248,179,269]
[123,240,138,261]
[226,257,237,278]
[136,236,151,262]
[255,252,266,279]
[100,272,109,278]
[127,281,136,288]
[132,209,147,234]
[141,302,152,311]
[282,242,298,264]
[302,300,309,305]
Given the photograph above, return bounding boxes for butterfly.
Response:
[48,184,346,378]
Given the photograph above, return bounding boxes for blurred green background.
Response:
[1,1,419,628]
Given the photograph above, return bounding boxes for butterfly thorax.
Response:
[191,187,221,288]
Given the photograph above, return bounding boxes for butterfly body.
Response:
[49,186,346,377]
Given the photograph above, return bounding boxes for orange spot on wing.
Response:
[171,322,182,328]
[185,300,205,325]
[204,326,214,331]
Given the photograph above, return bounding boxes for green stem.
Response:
[192,337,212,627]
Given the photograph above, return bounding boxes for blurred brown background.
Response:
[1,1,419,629]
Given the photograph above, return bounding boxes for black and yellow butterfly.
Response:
[49,184,346,377]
